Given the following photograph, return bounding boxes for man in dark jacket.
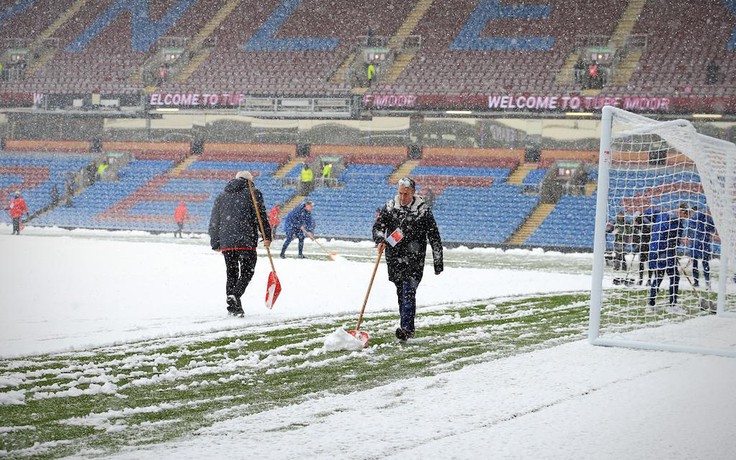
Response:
[209,171,271,316]
[280,201,315,259]
[373,177,443,341]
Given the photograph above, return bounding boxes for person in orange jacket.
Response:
[6,191,29,235]
[174,200,189,238]
[268,202,281,240]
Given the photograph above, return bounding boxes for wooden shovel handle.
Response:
[247,179,276,273]
[355,244,384,331]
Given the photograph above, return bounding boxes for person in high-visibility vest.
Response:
[300,164,314,195]
[97,161,108,180]
[321,162,333,187]
[321,163,332,179]
[367,63,376,86]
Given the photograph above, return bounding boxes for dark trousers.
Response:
[692,258,710,286]
[12,217,21,235]
[223,250,257,301]
[612,243,627,271]
[281,229,305,256]
[175,221,184,238]
[649,267,679,306]
[394,278,420,333]
[637,248,650,284]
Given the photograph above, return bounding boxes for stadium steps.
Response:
[506,163,536,185]
[610,49,643,85]
[329,52,357,86]
[281,194,307,216]
[383,52,416,84]
[175,0,240,83]
[175,49,213,83]
[606,0,646,85]
[25,0,90,77]
[273,158,304,179]
[389,159,420,183]
[381,0,433,84]
[506,203,555,245]
[607,0,647,50]
[387,0,433,50]
[170,156,197,176]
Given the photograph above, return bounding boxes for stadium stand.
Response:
[1,0,731,98]
[0,152,93,222]
[0,1,727,250]
[309,164,396,240]
[525,195,596,248]
[604,0,736,98]
[434,184,540,244]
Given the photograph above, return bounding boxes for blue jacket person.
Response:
[280,201,315,259]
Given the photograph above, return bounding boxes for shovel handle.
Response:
[247,179,277,273]
[355,244,384,331]
[308,233,335,257]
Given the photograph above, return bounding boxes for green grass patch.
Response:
[0,292,591,458]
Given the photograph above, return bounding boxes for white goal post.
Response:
[589,106,736,357]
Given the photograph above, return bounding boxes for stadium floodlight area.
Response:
[589,106,736,357]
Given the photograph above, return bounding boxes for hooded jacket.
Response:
[372,194,443,283]
[284,202,315,234]
[209,178,270,252]
[6,197,28,219]
[174,203,189,223]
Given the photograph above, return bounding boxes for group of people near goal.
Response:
[607,202,716,310]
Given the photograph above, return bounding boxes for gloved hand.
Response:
[434,261,443,275]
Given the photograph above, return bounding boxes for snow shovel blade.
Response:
[347,330,370,348]
[265,271,281,309]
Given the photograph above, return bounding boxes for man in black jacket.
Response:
[209,171,271,316]
[373,177,443,341]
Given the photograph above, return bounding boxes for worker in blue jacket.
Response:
[280,201,315,259]
[648,204,689,309]
[686,206,717,289]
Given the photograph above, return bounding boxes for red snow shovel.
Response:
[248,180,281,309]
[348,244,384,347]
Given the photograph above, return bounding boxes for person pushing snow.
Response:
[280,201,316,259]
[373,177,443,341]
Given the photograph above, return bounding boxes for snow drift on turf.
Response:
[0,227,590,357]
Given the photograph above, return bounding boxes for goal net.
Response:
[589,106,736,357]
